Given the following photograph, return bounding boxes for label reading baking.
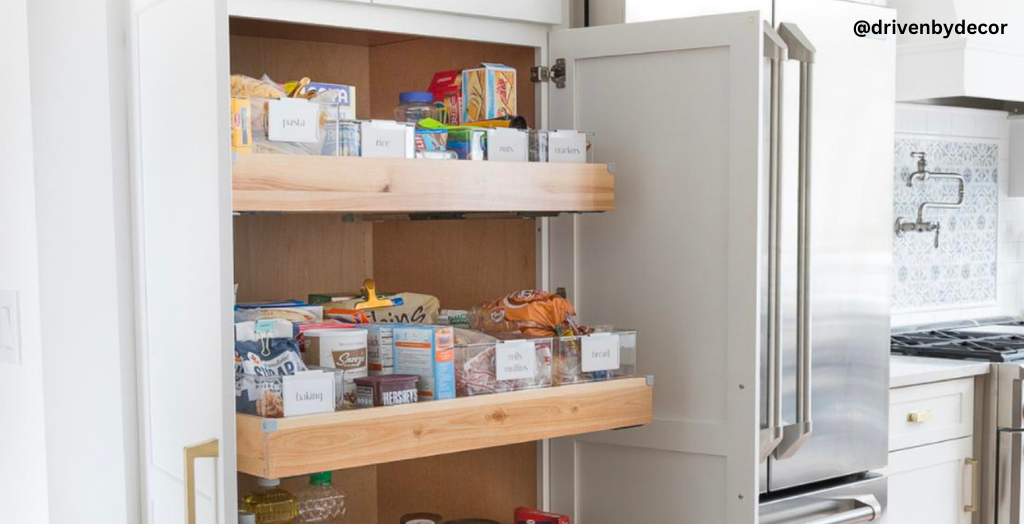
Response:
[496,340,537,381]
[267,98,320,143]
[581,333,621,372]
[487,130,528,162]
[361,123,409,158]
[548,132,587,163]
[282,371,335,417]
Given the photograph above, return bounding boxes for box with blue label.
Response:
[393,325,456,400]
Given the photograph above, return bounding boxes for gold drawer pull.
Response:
[184,438,220,524]
[907,409,932,423]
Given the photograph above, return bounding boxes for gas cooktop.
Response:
[891,321,1024,362]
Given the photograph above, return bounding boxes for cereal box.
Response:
[461,63,517,124]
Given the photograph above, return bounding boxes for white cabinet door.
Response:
[620,0,772,23]
[547,12,765,524]
[880,438,977,524]
[371,0,561,25]
[130,0,235,522]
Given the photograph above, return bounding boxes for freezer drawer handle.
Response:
[775,21,816,460]
[964,457,979,512]
[760,21,788,463]
[183,438,220,524]
[803,495,882,524]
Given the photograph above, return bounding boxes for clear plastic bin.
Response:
[554,330,636,385]
[529,130,595,163]
[454,331,554,396]
[235,366,345,418]
[247,97,344,156]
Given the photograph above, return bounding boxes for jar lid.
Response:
[257,477,280,487]
[399,92,434,104]
[238,511,257,524]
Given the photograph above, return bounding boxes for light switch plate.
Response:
[0,290,21,365]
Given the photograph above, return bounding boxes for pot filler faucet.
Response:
[893,152,966,248]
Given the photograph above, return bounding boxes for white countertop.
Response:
[890,355,991,388]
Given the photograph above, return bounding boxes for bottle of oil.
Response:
[296,471,346,524]
[242,478,297,524]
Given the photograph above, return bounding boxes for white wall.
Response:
[0,0,51,522]
[0,0,140,523]
[892,103,1023,326]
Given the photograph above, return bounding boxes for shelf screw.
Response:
[738,494,744,500]
[739,384,745,390]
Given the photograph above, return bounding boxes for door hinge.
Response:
[531,58,566,89]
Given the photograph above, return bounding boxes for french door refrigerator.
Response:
[547,1,894,522]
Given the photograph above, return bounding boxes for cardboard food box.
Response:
[428,70,463,126]
[462,63,517,124]
[393,325,456,400]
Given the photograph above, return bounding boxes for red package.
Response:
[428,70,462,126]
[514,507,570,524]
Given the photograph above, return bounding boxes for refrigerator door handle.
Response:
[760,21,787,463]
[775,21,816,461]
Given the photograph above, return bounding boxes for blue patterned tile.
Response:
[893,137,998,310]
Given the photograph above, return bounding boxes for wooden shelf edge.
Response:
[231,155,615,213]
[237,377,652,478]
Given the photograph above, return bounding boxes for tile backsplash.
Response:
[892,138,998,309]
[892,104,1023,327]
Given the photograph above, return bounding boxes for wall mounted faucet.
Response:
[894,152,966,248]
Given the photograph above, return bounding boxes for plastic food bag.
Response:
[468,289,590,338]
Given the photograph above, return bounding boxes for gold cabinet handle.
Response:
[907,409,931,423]
[964,457,980,513]
[184,439,220,524]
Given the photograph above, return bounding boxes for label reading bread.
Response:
[582,333,621,372]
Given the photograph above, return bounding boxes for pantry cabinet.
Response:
[128,1,763,523]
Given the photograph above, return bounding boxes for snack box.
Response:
[366,323,399,375]
[515,507,570,524]
[354,374,419,407]
[283,81,357,121]
[393,325,456,400]
[428,69,462,126]
[462,63,516,124]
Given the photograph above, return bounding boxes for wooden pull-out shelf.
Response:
[232,155,614,213]
[237,377,652,479]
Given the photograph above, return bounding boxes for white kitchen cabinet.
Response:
[880,437,977,524]
[127,1,774,522]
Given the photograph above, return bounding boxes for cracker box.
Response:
[461,63,517,124]
[428,70,462,126]
[393,325,456,400]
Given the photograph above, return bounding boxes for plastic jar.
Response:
[395,92,435,123]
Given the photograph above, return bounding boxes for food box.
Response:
[454,329,553,397]
[354,374,419,407]
[554,330,637,385]
[462,63,516,124]
[393,325,456,400]
[235,367,345,418]
[366,323,398,375]
[428,69,462,126]
[282,81,357,121]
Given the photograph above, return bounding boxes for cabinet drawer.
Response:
[890,377,974,451]
[879,437,976,524]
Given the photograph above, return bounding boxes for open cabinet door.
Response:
[130,0,235,522]
[547,13,765,524]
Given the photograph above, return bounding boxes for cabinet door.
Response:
[130,0,235,522]
[546,12,765,524]
[371,0,561,25]
[880,438,976,524]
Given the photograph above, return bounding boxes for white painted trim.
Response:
[229,0,550,47]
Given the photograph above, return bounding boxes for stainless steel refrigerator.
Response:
[546,1,894,522]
